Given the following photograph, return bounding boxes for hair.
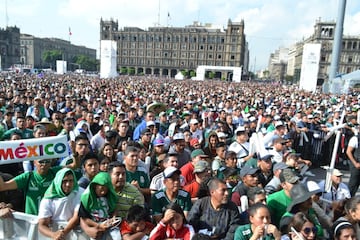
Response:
[247,187,266,202]
[82,152,99,166]
[208,178,226,192]
[98,143,117,162]
[163,202,187,224]
[225,151,237,160]
[124,146,139,156]
[216,142,226,149]
[222,167,238,179]
[108,161,126,173]
[75,134,90,143]
[332,221,355,240]
[288,212,313,233]
[126,205,151,223]
[191,233,212,240]
[248,203,268,217]
[344,196,360,217]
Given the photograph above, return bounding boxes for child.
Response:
[150,202,195,240]
[120,204,154,239]
[79,172,119,239]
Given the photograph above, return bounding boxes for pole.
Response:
[324,0,346,93]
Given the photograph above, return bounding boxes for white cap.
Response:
[189,119,199,125]
[275,121,284,128]
[217,132,228,138]
[235,126,246,134]
[146,121,156,127]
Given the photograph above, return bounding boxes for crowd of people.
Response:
[0,72,359,240]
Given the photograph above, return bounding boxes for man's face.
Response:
[83,158,99,178]
[259,158,273,172]
[174,140,186,152]
[16,118,25,129]
[165,156,178,168]
[164,173,180,193]
[242,173,258,187]
[125,151,139,169]
[34,159,52,175]
[211,182,229,205]
[63,119,74,131]
[145,112,155,122]
[216,147,226,159]
[111,166,126,190]
[75,139,90,156]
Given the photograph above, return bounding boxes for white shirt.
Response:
[318,180,351,201]
[38,188,83,221]
[228,141,250,168]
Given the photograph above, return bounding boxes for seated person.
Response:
[120,204,154,240]
[38,168,83,240]
[234,203,281,240]
[151,167,192,223]
[78,152,100,189]
[150,202,195,240]
[79,172,119,240]
[183,160,211,202]
[284,212,318,240]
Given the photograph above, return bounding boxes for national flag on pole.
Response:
[69,27,72,36]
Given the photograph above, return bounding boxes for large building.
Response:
[284,19,360,85]
[20,34,96,69]
[0,26,20,71]
[100,18,248,79]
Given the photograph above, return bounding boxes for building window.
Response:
[348,56,353,63]
[218,54,222,59]
[353,42,357,49]
[347,42,352,49]
[221,38,224,43]
[209,45,213,50]
[209,54,212,58]
[218,46,222,50]
[164,52,168,57]
[231,55,235,60]
[200,45,204,50]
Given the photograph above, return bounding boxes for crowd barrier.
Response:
[0,212,90,240]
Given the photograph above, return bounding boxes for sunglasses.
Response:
[38,159,52,164]
[303,227,318,235]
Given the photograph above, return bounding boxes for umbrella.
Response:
[146,102,167,116]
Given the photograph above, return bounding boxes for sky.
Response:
[1,0,360,71]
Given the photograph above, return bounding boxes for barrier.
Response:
[0,212,90,240]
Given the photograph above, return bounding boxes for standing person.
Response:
[150,202,195,240]
[234,203,281,240]
[38,168,83,240]
[187,178,241,240]
[346,132,360,196]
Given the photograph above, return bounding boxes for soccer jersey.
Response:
[14,166,62,215]
[151,189,192,216]
[126,167,150,188]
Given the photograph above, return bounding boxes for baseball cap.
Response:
[146,121,156,127]
[159,111,166,117]
[105,130,118,139]
[258,154,273,161]
[190,138,200,147]
[141,128,152,136]
[235,126,246,135]
[173,133,185,141]
[273,162,288,172]
[193,160,210,173]
[275,121,284,128]
[240,166,260,178]
[163,166,181,178]
[306,181,321,194]
[217,132,228,139]
[279,168,299,184]
[153,138,165,146]
[332,168,343,177]
[191,149,207,159]
[189,119,199,125]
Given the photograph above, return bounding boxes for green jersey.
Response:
[126,167,150,188]
[151,189,192,216]
[14,166,62,215]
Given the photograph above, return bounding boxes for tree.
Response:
[189,70,196,77]
[42,50,63,69]
[73,55,97,71]
[128,67,135,75]
[120,67,128,74]
[208,71,215,79]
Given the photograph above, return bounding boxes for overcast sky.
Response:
[1,0,359,71]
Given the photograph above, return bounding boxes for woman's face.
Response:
[103,145,114,158]
[350,203,360,221]
[170,212,184,231]
[300,221,316,240]
[250,207,270,227]
[337,227,356,240]
[100,159,110,172]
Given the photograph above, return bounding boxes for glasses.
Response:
[303,227,318,235]
[38,159,52,165]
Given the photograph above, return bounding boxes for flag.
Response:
[69,27,72,36]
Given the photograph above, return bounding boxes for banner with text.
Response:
[299,43,321,92]
[0,135,69,165]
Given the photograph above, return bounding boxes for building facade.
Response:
[286,19,360,85]
[100,18,248,79]
[0,26,20,71]
[20,34,96,69]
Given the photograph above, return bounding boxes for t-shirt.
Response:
[78,197,111,223]
[38,188,83,221]
[183,180,200,198]
[14,166,62,215]
[266,189,291,228]
[234,224,275,240]
[115,183,145,218]
[151,189,192,216]
[126,167,150,188]
[180,162,195,185]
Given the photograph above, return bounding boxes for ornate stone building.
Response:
[0,26,20,71]
[100,18,248,79]
[20,34,96,69]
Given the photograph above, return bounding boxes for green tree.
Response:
[128,67,135,75]
[42,50,63,69]
[189,70,196,77]
[208,72,215,79]
[120,67,128,74]
[181,69,188,77]
[73,55,97,71]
